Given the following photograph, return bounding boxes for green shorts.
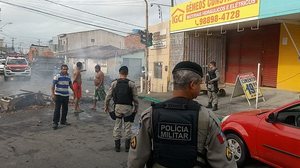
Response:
[94,85,106,101]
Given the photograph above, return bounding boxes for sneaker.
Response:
[60,122,71,126]
[52,123,58,130]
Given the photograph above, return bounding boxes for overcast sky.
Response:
[0,0,187,51]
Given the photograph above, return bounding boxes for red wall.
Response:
[225,24,280,87]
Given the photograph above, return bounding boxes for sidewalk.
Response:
[138,86,300,118]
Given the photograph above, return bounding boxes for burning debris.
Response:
[0,90,52,112]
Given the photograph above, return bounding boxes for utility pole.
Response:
[171,0,174,7]
[144,0,149,94]
[12,37,15,51]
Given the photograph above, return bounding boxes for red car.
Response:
[221,100,300,168]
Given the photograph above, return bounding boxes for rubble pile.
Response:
[0,90,52,112]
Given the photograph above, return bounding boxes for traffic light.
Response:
[147,33,153,47]
[139,30,147,45]
[138,30,153,47]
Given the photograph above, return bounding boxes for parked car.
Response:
[0,55,6,73]
[3,56,31,81]
[221,100,300,168]
[0,63,5,75]
[0,62,4,74]
[0,55,5,62]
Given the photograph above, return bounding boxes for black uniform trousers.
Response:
[53,95,69,124]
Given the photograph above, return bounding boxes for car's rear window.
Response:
[7,58,27,65]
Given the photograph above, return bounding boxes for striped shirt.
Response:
[53,73,72,96]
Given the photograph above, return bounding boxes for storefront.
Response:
[170,0,300,91]
[225,24,280,87]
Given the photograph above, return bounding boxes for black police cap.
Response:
[119,66,128,73]
[172,61,203,77]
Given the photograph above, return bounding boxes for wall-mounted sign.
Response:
[170,0,260,33]
[150,29,167,50]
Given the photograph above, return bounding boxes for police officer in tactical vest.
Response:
[104,66,139,152]
[127,61,236,168]
[206,61,220,111]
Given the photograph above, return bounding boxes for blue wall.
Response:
[260,0,300,18]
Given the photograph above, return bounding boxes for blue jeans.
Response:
[53,95,69,124]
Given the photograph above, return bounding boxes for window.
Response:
[277,104,300,127]
[7,58,27,65]
[154,62,162,79]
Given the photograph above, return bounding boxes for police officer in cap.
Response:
[104,66,139,152]
[127,61,236,168]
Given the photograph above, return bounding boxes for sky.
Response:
[0,0,187,52]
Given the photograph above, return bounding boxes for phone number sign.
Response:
[170,0,260,33]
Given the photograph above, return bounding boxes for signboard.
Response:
[150,29,167,50]
[170,0,260,33]
[231,72,264,106]
[260,0,300,19]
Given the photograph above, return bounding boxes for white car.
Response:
[0,62,4,74]
[0,55,5,73]
[3,56,31,81]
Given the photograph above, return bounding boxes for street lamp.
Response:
[0,22,12,31]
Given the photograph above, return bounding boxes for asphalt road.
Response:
[0,71,270,168]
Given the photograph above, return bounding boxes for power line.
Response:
[13,0,138,33]
[26,0,139,32]
[18,1,135,33]
[44,0,144,28]
[0,0,132,35]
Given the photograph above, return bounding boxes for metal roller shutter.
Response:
[226,24,280,87]
[185,32,226,83]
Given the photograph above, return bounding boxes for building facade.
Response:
[57,29,125,55]
[148,21,171,92]
[170,0,300,92]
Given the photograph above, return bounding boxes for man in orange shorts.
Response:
[73,62,83,112]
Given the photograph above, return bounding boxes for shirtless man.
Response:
[73,62,83,112]
[91,64,106,111]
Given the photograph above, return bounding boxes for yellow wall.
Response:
[277,23,300,92]
[148,22,170,92]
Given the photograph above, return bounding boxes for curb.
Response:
[138,95,161,103]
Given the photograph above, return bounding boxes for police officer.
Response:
[104,66,139,152]
[206,61,220,111]
[127,61,236,168]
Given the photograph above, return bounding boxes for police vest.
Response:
[151,97,200,168]
[207,68,219,92]
[112,79,133,105]
[208,68,217,81]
